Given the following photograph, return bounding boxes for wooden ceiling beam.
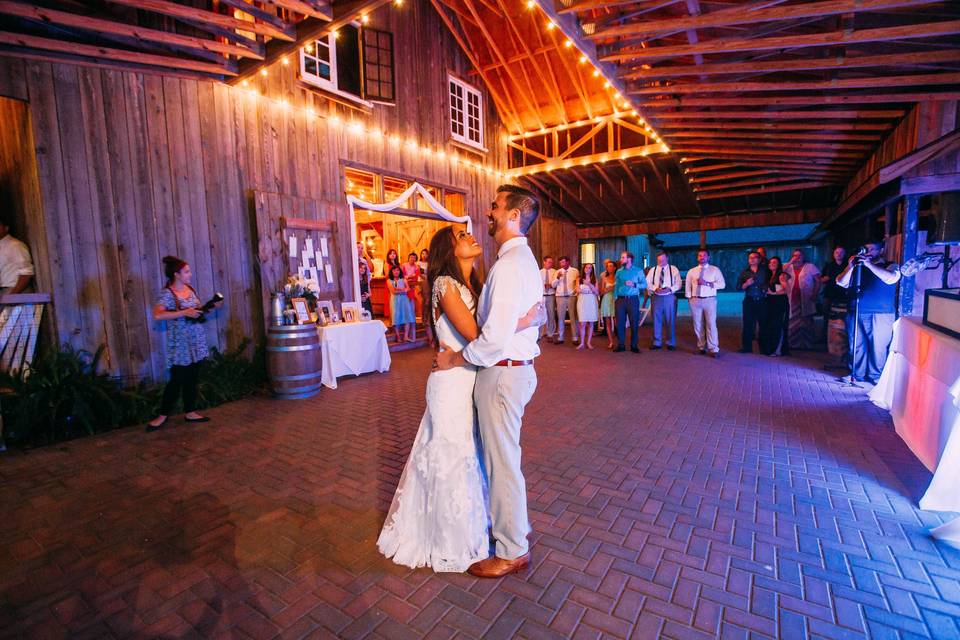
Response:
[567,166,632,221]
[644,156,689,215]
[667,131,883,142]
[693,175,844,192]
[104,0,295,42]
[673,144,864,159]
[0,1,264,59]
[660,121,891,131]
[629,71,960,95]
[559,0,681,15]
[543,172,606,224]
[601,20,960,62]
[460,0,546,131]
[507,143,668,177]
[595,161,656,217]
[622,49,960,80]
[651,109,903,119]
[591,0,942,41]
[696,181,835,200]
[216,0,294,41]
[679,153,861,167]
[438,2,524,132]
[689,169,847,183]
[521,175,585,223]
[638,91,960,108]
[0,30,236,75]
[0,47,215,80]
[674,139,873,151]
[262,0,333,21]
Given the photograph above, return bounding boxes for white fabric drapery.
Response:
[347,182,473,304]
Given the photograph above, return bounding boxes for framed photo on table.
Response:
[341,302,361,323]
[291,297,312,324]
[317,300,335,326]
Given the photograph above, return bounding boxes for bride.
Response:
[377,225,541,572]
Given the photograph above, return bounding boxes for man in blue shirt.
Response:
[613,251,646,353]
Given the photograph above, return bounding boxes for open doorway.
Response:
[344,166,468,346]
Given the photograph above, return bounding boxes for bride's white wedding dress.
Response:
[377,276,489,572]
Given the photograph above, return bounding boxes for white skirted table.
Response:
[317,320,391,389]
[869,317,960,545]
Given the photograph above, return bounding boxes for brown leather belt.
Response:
[494,359,534,367]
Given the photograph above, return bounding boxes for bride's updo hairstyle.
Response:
[425,226,483,348]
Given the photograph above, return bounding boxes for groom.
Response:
[435,184,542,578]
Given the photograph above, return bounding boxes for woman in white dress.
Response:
[377,226,542,572]
[575,263,599,350]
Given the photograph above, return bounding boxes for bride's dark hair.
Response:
[425,226,483,348]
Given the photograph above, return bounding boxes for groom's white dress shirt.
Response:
[462,236,542,368]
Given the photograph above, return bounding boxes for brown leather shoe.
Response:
[467,553,530,578]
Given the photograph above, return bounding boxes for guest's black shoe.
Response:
[185,415,211,423]
[698,349,707,355]
[631,347,641,353]
[711,352,720,359]
[650,345,662,350]
[667,346,676,351]
[146,416,168,432]
[737,348,751,353]
[613,346,625,353]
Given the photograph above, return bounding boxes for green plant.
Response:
[0,345,141,444]
[195,339,267,409]
[0,340,266,447]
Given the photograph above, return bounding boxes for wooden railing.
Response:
[0,293,50,377]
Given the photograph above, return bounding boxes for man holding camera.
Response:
[836,241,901,384]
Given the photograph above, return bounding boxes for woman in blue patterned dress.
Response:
[147,256,220,431]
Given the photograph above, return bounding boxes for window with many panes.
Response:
[363,28,395,103]
[448,75,484,150]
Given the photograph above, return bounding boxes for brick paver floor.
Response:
[2,320,959,639]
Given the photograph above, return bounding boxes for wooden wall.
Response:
[0,1,524,384]
[529,206,578,264]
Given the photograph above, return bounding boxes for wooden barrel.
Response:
[266,325,322,399]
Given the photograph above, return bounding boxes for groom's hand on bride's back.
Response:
[434,343,462,370]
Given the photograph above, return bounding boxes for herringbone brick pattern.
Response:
[2,320,959,639]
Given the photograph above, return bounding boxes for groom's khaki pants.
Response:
[474,364,537,560]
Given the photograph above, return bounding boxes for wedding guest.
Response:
[575,263,599,350]
[0,214,34,294]
[386,248,400,271]
[755,246,769,266]
[614,251,645,353]
[737,252,768,353]
[684,249,725,358]
[418,248,429,275]
[552,256,579,344]
[837,240,900,384]
[784,248,821,350]
[539,256,558,342]
[761,256,791,356]
[357,241,373,275]
[147,256,221,431]
[821,246,849,365]
[599,260,617,349]
[358,260,373,316]
[646,251,681,350]
[387,264,415,343]
[403,253,422,336]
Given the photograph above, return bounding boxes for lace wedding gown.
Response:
[377,276,490,572]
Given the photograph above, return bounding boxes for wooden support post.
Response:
[898,195,919,317]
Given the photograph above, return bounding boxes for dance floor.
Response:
[2,321,959,639]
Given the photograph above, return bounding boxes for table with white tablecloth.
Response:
[317,320,391,389]
[869,316,960,545]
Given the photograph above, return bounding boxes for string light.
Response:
[281,57,289,66]
[361,14,370,24]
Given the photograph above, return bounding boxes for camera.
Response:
[185,292,224,324]
[856,246,869,257]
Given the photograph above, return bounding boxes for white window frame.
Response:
[448,74,484,151]
[300,34,337,92]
